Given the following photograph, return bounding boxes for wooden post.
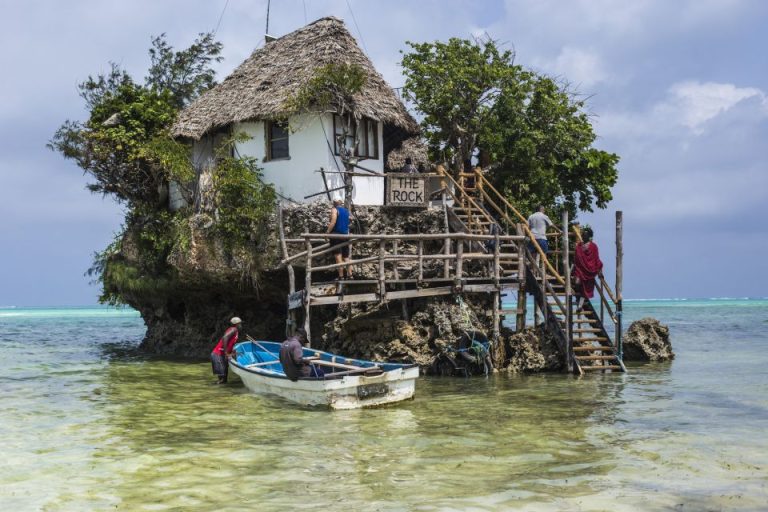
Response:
[539,255,547,327]
[493,230,501,287]
[343,165,351,210]
[278,205,296,336]
[378,239,386,302]
[417,240,424,283]
[516,235,527,332]
[492,290,500,342]
[455,238,464,290]
[304,240,313,347]
[563,210,572,373]
[443,204,451,279]
[616,210,624,359]
[393,240,409,320]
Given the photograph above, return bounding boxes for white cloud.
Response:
[657,81,766,133]
[596,81,768,138]
[538,46,608,88]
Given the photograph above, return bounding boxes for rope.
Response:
[345,0,369,55]
[213,0,230,36]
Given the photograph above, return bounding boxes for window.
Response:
[266,121,289,160]
[333,115,378,160]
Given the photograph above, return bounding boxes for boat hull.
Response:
[229,341,419,409]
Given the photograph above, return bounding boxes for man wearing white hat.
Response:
[211,316,242,384]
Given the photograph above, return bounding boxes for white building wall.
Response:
[228,114,385,206]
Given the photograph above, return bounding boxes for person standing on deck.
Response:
[279,328,323,381]
[527,205,560,262]
[211,317,242,384]
[327,199,352,280]
[572,227,603,312]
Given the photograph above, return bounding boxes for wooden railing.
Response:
[281,232,525,343]
[461,168,565,285]
[435,168,496,234]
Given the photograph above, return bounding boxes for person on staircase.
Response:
[527,205,560,262]
[327,199,352,280]
[572,226,603,312]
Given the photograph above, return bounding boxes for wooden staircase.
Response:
[442,167,626,375]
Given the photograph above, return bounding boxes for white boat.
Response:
[229,340,419,409]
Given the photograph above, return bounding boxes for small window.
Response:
[333,115,378,160]
[266,121,289,160]
[364,118,379,159]
[333,114,356,157]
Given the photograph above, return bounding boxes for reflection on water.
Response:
[1,303,767,510]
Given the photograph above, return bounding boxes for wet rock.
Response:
[501,326,563,372]
[318,296,494,371]
[623,317,674,361]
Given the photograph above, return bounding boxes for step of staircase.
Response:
[574,336,608,342]
[581,365,623,371]
[574,355,618,361]
[572,345,615,352]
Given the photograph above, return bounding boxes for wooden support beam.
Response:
[306,232,524,242]
[516,230,527,332]
[417,240,424,282]
[304,240,313,346]
[563,210,573,373]
[278,205,296,336]
[616,210,624,359]
[378,239,386,302]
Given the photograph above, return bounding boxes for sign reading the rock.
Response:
[386,174,428,207]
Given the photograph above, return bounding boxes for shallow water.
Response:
[1,301,767,510]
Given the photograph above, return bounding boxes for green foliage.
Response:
[51,32,275,305]
[142,132,196,184]
[49,33,223,207]
[401,37,520,172]
[288,62,367,117]
[211,137,277,251]
[482,75,618,216]
[401,37,619,217]
[146,32,223,109]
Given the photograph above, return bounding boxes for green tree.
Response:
[401,37,519,174]
[51,33,276,304]
[49,33,223,207]
[401,37,618,217]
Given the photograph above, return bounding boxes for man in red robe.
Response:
[573,227,603,311]
[211,317,242,384]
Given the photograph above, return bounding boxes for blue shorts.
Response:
[529,238,549,254]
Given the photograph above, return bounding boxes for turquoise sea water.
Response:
[1,300,767,510]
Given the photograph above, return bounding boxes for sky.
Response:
[1,0,767,305]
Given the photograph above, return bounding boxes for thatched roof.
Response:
[172,17,419,140]
[386,137,430,171]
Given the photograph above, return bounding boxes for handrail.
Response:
[570,225,618,304]
[436,167,496,229]
[472,170,564,285]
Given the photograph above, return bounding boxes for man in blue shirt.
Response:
[327,199,352,280]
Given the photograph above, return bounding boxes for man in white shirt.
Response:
[527,205,559,260]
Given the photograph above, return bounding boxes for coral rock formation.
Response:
[622,317,674,361]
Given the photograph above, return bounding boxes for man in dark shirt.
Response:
[401,157,418,174]
[279,328,323,381]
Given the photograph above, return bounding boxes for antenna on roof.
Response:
[265,0,272,41]
[265,0,277,43]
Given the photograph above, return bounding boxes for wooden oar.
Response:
[320,367,384,379]
[245,334,279,358]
